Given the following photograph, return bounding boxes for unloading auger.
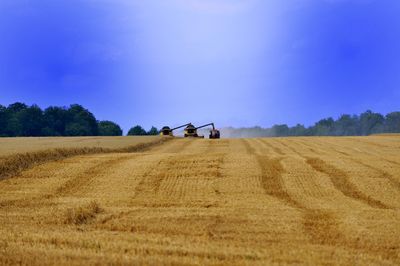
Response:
[159,123,192,137]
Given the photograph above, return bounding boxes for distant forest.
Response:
[0,102,158,137]
[222,110,400,138]
[1,102,399,137]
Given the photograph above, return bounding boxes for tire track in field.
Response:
[134,140,224,204]
[241,138,256,154]
[305,139,400,192]
[253,142,400,261]
[134,154,223,199]
[156,138,196,154]
[351,138,393,148]
[159,154,224,201]
[0,155,135,208]
[322,138,400,165]
[382,158,400,167]
[274,139,303,156]
[0,139,174,207]
[56,155,133,197]
[351,159,400,191]
[255,154,301,208]
[207,139,230,153]
[286,139,326,155]
[252,139,393,209]
[241,139,345,246]
[256,139,285,155]
[105,140,225,229]
[101,139,400,261]
[242,139,298,207]
[306,157,390,209]
[258,139,397,258]
[309,138,360,157]
[303,210,343,246]
[133,139,197,199]
[0,137,172,181]
[272,138,391,209]
[296,138,400,196]
[133,158,169,198]
[309,139,375,163]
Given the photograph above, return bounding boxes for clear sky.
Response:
[1,0,399,132]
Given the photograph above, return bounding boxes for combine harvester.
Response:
[160,123,192,137]
[184,123,220,139]
[160,123,220,139]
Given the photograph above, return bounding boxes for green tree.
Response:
[65,104,98,136]
[289,124,306,136]
[334,114,359,136]
[359,110,384,135]
[42,106,69,136]
[98,121,123,136]
[7,102,28,113]
[272,124,289,136]
[127,125,147,136]
[384,112,400,133]
[65,123,91,136]
[313,117,335,136]
[19,105,44,136]
[4,102,28,136]
[147,126,159,135]
[0,105,7,136]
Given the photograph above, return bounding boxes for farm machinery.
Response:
[184,123,220,139]
[160,123,220,139]
[160,123,192,137]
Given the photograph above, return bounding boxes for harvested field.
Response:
[0,136,399,265]
[0,136,160,156]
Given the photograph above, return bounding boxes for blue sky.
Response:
[1,0,399,132]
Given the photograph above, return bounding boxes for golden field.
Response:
[0,136,399,265]
[0,136,159,156]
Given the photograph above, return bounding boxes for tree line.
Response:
[0,102,159,137]
[223,110,400,138]
[1,103,399,137]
